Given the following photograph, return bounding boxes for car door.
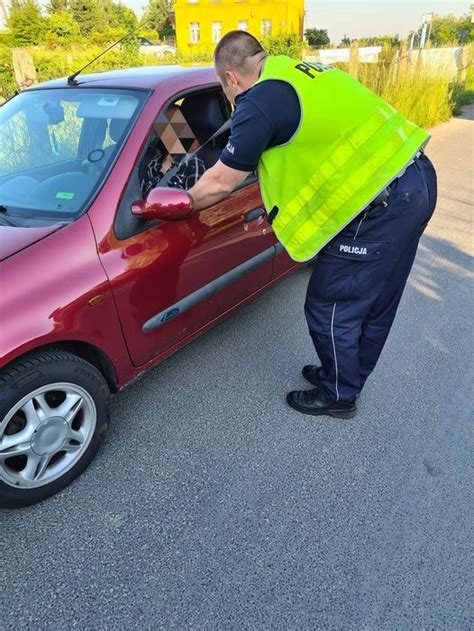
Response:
[95,88,275,367]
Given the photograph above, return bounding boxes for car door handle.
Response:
[244,208,266,223]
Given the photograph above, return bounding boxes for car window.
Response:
[114,87,255,241]
[0,88,148,221]
[0,109,31,175]
[0,99,83,177]
[46,100,82,163]
[137,89,232,199]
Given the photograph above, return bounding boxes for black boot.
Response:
[302,364,322,386]
[302,365,361,399]
[287,387,356,419]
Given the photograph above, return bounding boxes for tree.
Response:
[70,0,104,36]
[9,0,46,46]
[44,10,80,41]
[143,0,174,34]
[46,0,69,13]
[111,2,139,54]
[358,35,400,47]
[428,13,473,46]
[304,28,330,48]
[115,4,138,30]
[159,17,174,40]
[340,35,351,47]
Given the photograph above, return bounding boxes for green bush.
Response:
[28,45,170,83]
[0,45,17,101]
[176,45,213,64]
[9,0,46,46]
[452,49,474,114]
[262,33,303,58]
[304,28,330,48]
[44,11,81,40]
[0,32,13,47]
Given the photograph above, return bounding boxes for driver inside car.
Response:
[82,105,206,195]
[139,104,206,196]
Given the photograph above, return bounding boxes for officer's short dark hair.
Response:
[214,31,265,83]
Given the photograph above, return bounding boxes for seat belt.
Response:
[158,117,233,188]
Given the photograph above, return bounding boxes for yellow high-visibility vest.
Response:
[256,56,430,262]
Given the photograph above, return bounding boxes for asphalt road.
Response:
[1,107,473,630]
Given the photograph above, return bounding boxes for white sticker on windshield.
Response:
[98,96,120,107]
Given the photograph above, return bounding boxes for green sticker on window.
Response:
[56,192,75,200]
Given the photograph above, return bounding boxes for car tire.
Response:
[0,350,110,509]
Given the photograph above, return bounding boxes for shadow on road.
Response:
[410,233,472,304]
[453,104,474,121]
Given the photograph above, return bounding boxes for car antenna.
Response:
[67,19,153,86]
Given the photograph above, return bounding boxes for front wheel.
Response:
[0,350,110,509]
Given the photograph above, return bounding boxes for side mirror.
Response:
[131,187,194,221]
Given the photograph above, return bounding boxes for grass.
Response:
[334,60,458,128]
[451,63,474,114]
[1,43,473,128]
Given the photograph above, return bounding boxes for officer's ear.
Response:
[224,70,239,88]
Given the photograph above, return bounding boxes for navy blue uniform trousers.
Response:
[304,153,437,403]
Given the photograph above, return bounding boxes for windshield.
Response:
[0,88,148,222]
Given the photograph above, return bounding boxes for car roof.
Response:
[29,65,218,92]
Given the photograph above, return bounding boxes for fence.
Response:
[1,42,472,107]
[304,44,467,81]
[305,45,382,65]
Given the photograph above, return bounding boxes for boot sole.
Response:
[287,396,357,419]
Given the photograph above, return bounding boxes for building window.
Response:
[261,19,272,37]
[189,22,200,43]
[238,20,248,31]
[211,22,222,43]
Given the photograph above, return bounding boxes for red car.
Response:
[0,66,297,508]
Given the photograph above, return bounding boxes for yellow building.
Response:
[175,0,304,54]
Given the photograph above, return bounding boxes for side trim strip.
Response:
[142,244,276,332]
[330,302,340,401]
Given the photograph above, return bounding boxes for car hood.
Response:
[0,224,64,261]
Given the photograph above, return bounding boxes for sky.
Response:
[10,1,473,44]
[305,1,471,43]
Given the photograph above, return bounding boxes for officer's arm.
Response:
[188,160,250,211]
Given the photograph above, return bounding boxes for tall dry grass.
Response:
[1,43,472,129]
[335,58,457,128]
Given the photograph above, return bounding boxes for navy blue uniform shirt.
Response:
[220,80,301,172]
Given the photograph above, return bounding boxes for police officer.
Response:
[187,31,437,419]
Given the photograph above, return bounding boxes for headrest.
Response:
[180,94,227,144]
[109,118,128,143]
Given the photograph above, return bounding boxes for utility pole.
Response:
[420,12,433,49]
[0,0,9,30]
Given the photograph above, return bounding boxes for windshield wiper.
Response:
[0,214,16,226]
[0,206,17,226]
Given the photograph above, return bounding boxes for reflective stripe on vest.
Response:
[255,56,430,262]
